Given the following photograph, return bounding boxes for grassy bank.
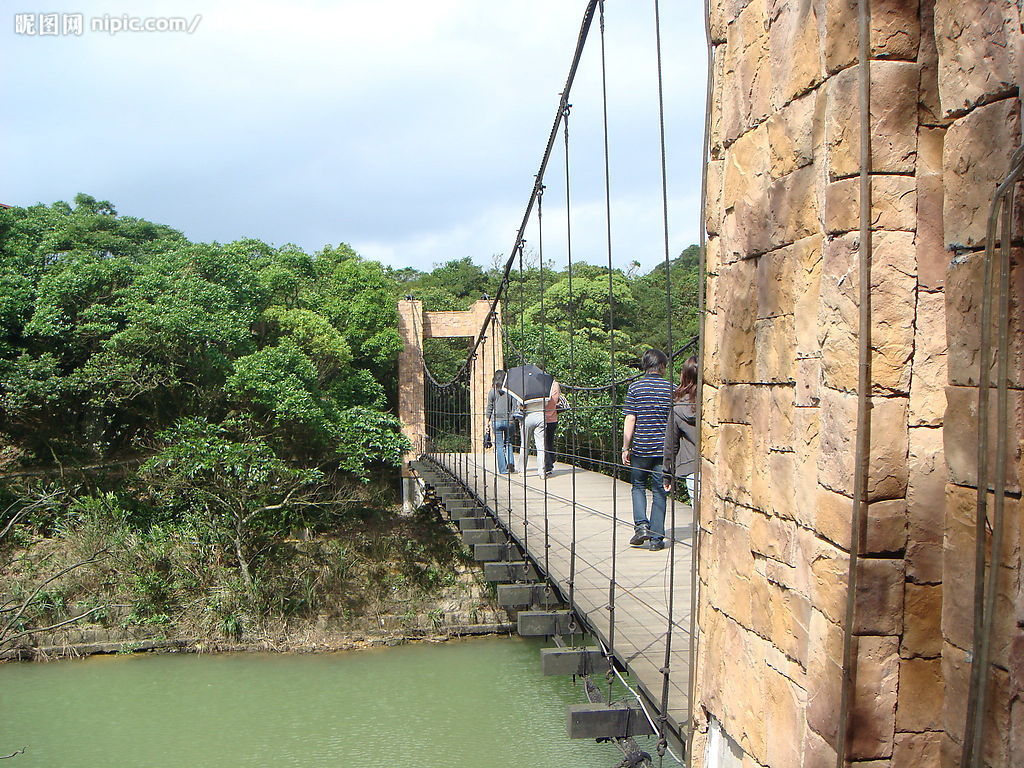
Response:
[1,475,504,656]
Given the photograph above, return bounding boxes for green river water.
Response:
[0,636,657,767]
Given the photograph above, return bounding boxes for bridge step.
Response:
[473,543,512,561]
[484,561,538,582]
[462,529,504,546]
[436,491,472,503]
[497,583,561,608]
[446,506,484,521]
[517,610,575,636]
[541,647,605,676]
[566,704,657,739]
[459,518,496,532]
[441,499,479,508]
[432,489,468,501]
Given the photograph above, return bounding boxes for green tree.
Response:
[0,201,410,476]
[140,418,322,588]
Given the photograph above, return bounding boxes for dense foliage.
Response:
[0,196,697,640]
[0,195,407,475]
[402,248,700,383]
[0,196,416,635]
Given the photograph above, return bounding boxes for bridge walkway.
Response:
[423,450,694,740]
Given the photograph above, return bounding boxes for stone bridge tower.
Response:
[397,296,503,463]
[695,1,1023,767]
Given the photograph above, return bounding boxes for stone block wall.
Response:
[935,2,1023,765]
[694,1,1021,766]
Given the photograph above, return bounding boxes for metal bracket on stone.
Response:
[566,703,657,739]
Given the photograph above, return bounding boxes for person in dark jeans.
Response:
[486,370,515,474]
[621,349,674,551]
[543,377,562,476]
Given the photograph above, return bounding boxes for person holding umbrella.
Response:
[504,363,559,478]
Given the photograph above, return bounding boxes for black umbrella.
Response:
[504,364,554,405]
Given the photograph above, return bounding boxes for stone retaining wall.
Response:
[695,2,1021,766]
[3,567,509,663]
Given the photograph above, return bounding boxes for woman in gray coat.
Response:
[486,370,515,474]
[663,356,698,504]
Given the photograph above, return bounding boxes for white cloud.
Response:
[1,0,708,273]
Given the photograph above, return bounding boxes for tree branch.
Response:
[0,606,106,649]
[0,489,64,539]
[1,550,108,639]
[0,509,28,541]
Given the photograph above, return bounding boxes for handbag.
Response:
[484,429,493,449]
[556,394,571,413]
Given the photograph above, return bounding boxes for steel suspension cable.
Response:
[688,0,714,755]
[502,299,514,544]
[562,102,580,618]
[462,367,468,487]
[420,0,599,391]
[535,184,552,576]
[836,0,873,764]
[519,238,527,368]
[516,236,526,530]
[960,144,1024,768]
[538,181,548,365]
[652,0,678,756]
[597,0,621,701]
[518,238,531,555]
[484,316,491,510]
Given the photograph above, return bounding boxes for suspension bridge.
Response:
[407,0,1020,764]
[395,2,700,763]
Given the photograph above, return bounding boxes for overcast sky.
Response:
[2,1,707,273]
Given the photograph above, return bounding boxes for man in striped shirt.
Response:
[621,349,674,552]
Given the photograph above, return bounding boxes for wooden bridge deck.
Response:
[423,451,694,742]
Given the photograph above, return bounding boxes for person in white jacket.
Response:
[516,377,559,478]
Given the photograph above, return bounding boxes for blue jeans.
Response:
[630,456,667,541]
[492,419,514,473]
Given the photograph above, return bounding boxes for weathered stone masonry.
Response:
[695,1,1022,766]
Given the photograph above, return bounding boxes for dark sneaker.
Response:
[648,539,665,552]
[629,529,650,547]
